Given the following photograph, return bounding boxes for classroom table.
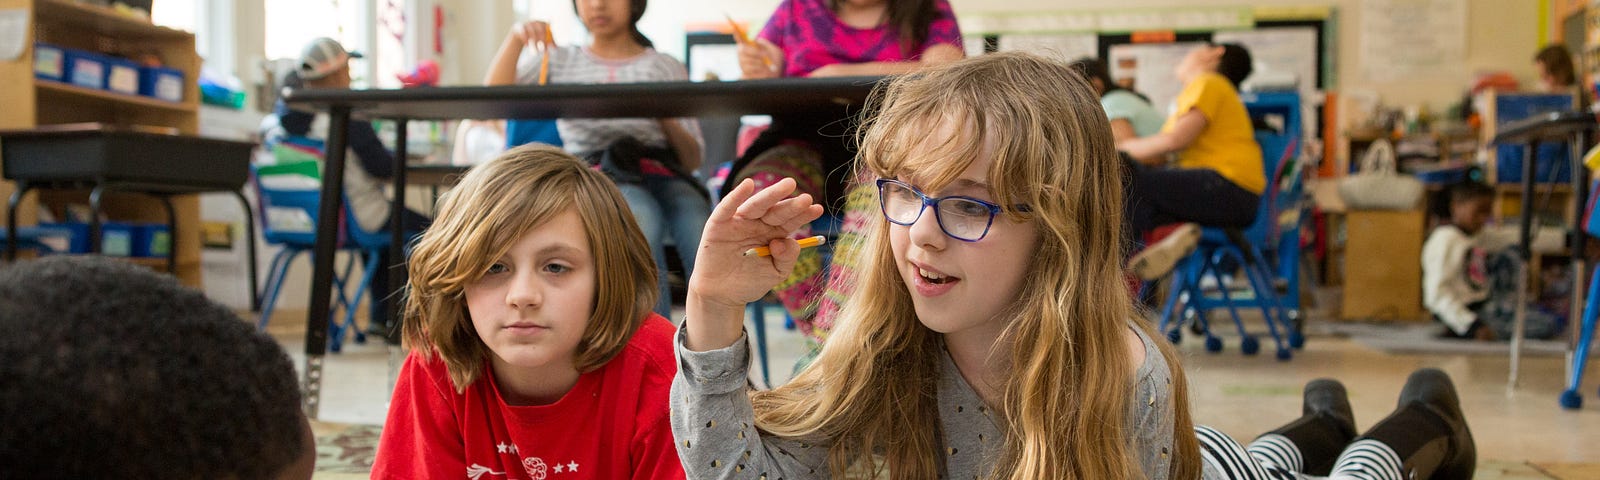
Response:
[283,76,886,417]
[1488,111,1596,393]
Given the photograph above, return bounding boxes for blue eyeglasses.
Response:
[876,178,1031,242]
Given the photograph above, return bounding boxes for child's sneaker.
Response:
[1129,223,1201,280]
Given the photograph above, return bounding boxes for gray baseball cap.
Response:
[297,37,363,80]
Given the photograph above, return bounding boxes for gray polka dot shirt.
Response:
[669,324,1176,479]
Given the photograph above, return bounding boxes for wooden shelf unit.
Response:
[0,0,203,286]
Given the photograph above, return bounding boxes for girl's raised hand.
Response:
[685,178,822,350]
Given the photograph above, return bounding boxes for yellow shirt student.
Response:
[1164,72,1265,194]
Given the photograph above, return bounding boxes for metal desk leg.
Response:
[1511,142,1538,391]
[6,182,30,261]
[234,190,261,311]
[389,119,409,334]
[156,194,177,274]
[88,185,106,254]
[1569,131,1590,385]
[303,106,352,419]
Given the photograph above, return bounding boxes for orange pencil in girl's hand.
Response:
[743,235,826,257]
[726,14,775,71]
[538,28,554,85]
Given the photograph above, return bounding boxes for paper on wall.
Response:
[1359,0,1467,82]
[0,9,27,62]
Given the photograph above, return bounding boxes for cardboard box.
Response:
[1340,209,1427,321]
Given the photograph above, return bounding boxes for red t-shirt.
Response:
[372,314,684,480]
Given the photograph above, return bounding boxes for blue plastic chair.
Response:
[252,142,391,353]
[1152,92,1307,360]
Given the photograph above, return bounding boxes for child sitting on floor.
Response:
[1422,180,1562,340]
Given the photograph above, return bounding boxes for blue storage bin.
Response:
[1495,143,1573,184]
[99,222,136,257]
[132,223,170,257]
[33,43,65,81]
[139,66,184,102]
[63,49,109,90]
[36,222,88,254]
[104,56,141,95]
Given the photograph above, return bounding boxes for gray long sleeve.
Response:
[670,327,829,479]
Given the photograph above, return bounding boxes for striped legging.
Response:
[1196,426,1404,480]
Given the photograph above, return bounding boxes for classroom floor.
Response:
[259,302,1600,478]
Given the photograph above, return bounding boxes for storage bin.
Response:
[63,49,109,90]
[104,56,141,95]
[132,223,170,257]
[32,43,65,81]
[138,66,184,102]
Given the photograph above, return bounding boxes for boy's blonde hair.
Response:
[403,144,658,391]
[751,52,1201,479]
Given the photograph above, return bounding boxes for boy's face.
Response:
[464,208,596,394]
[887,120,1040,343]
[1451,196,1493,234]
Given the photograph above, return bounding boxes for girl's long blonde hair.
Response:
[750,52,1200,479]
[402,144,658,391]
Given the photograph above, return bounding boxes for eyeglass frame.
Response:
[875,178,1032,242]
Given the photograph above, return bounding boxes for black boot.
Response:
[1262,378,1357,475]
[1357,368,1476,480]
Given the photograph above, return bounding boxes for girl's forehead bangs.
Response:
[867,99,986,191]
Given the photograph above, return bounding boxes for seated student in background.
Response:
[1116,43,1265,281]
[268,36,431,340]
[1535,44,1579,94]
[729,0,965,352]
[0,256,314,480]
[373,145,684,479]
[1069,57,1165,142]
[485,0,708,317]
[1422,180,1561,341]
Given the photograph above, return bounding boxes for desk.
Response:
[284,77,886,417]
[0,126,258,308]
[1489,111,1596,392]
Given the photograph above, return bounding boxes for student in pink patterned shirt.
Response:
[724,0,965,358]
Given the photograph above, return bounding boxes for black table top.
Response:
[1492,111,1598,145]
[282,76,890,120]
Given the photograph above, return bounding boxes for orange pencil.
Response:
[726,14,775,71]
[537,28,554,85]
[742,235,826,257]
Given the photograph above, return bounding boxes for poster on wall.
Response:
[996,33,1099,64]
[1359,0,1466,81]
[1108,41,1205,116]
[1213,27,1319,95]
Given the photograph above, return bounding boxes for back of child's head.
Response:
[0,256,310,480]
[1215,43,1254,88]
[405,143,657,391]
[1430,179,1495,219]
[755,52,1198,480]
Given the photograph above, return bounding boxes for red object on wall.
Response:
[434,5,444,54]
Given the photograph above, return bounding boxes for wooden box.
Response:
[1340,208,1427,321]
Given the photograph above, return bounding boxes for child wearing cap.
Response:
[264,36,430,341]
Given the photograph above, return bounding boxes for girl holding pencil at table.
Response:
[485,0,710,318]
[372,144,685,479]
[724,0,967,366]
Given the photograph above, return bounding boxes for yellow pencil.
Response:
[726,14,775,71]
[537,28,554,85]
[743,235,826,257]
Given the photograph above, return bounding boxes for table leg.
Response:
[1511,142,1538,391]
[390,119,409,333]
[234,190,261,312]
[1568,131,1590,384]
[6,182,30,261]
[303,106,352,419]
[156,194,177,274]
